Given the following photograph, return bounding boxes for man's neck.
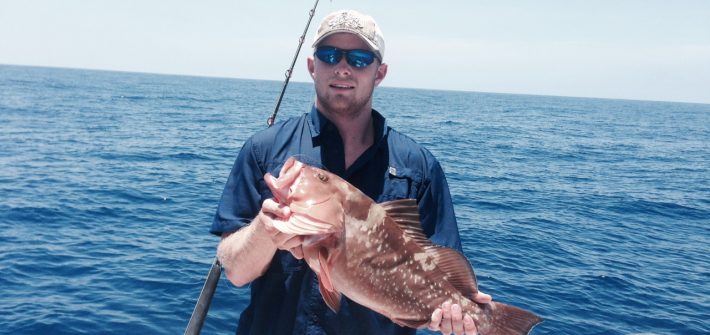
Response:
[319,105,375,170]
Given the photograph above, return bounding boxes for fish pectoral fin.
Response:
[426,246,479,298]
[318,249,335,292]
[317,250,341,313]
[318,279,342,313]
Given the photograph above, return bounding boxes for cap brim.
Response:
[313,30,382,60]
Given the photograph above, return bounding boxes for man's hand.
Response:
[259,198,304,259]
[428,292,493,335]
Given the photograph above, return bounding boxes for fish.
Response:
[264,157,543,334]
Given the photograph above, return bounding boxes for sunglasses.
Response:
[314,46,379,68]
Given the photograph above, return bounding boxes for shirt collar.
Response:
[307,104,388,143]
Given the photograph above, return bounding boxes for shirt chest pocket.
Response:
[380,166,422,202]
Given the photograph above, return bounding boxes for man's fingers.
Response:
[429,308,443,331]
[259,198,304,257]
[431,303,476,335]
[259,198,293,239]
[463,314,477,335]
[440,301,453,335]
[473,291,492,304]
[262,198,291,218]
[451,304,464,335]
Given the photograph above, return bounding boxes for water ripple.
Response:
[1,65,708,334]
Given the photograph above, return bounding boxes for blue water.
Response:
[1,64,708,334]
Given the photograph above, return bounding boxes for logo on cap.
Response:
[328,12,364,32]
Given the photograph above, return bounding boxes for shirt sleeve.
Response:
[210,138,265,236]
[417,160,463,252]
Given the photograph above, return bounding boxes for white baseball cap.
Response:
[312,9,385,60]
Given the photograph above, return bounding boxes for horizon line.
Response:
[3,62,708,106]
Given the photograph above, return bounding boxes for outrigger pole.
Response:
[184,1,321,334]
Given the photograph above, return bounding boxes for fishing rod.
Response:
[184,1,321,334]
[268,0,321,126]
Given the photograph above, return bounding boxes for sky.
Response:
[1,0,709,104]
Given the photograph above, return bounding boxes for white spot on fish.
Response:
[413,252,437,271]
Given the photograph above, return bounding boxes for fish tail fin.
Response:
[478,301,543,335]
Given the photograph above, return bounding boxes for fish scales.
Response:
[334,202,469,325]
[265,157,543,334]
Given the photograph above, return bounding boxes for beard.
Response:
[315,83,374,120]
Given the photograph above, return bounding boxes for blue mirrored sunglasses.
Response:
[314,46,379,68]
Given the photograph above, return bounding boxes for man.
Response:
[212,9,491,335]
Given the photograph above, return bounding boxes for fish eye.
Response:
[317,173,328,182]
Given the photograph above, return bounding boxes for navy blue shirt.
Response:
[211,106,462,334]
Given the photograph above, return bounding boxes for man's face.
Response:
[308,33,387,118]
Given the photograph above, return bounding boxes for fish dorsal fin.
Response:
[382,199,479,298]
[381,199,432,247]
[426,246,479,298]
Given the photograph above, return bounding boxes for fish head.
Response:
[265,157,346,233]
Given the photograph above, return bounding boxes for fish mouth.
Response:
[287,195,344,232]
[289,196,334,211]
[267,158,345,234]
[273,200,340,235]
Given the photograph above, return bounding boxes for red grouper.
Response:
[265,157,543,334]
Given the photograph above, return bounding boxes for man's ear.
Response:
[374,63,388,86]
[307,56,316,79]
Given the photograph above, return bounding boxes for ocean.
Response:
[0,64,708,334]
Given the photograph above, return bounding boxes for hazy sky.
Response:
[2,0,709,104]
